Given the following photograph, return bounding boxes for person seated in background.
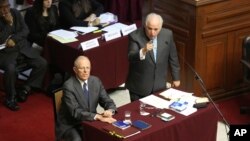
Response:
[56,55,116,141]
[58,0,104,29]
[0,0,47,111]
[24,0,59,49]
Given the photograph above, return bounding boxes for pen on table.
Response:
[74,31,85,35]
[102,23,109,27]
[93,30,102,33]
[114,133,124,139]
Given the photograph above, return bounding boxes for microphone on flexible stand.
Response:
[178,55,230,129]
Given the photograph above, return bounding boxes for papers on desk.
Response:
[140,89,198,116]
[159,88,193,100]
[70,26,98,35]
[102,23,128,33]
[139,95,171,109]
[99,12,118,24]
[160,88,197,116]
[48,29,78,43]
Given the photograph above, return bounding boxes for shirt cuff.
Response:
[139,49,146,60]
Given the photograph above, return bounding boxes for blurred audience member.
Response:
[58,0,103,29]
[0,0,47,111]
[25,0,59,48]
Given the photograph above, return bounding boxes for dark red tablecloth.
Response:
[82,97,218,141]
[44,33,129,89]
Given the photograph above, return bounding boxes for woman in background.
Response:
[25,0,59,48]
[59,0,103,29]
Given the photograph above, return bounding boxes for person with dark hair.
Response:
[25,0,59,47]
[126,13,181,102]
[56,55,116,141]
[58,0,104,29]
[0,0,47,111]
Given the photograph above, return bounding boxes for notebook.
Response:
[103,124,141,139]
[112,120,131,130]
[132,120,152,130]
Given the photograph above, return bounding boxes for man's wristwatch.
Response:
[109,109,116,115]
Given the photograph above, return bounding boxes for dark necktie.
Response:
[83,82,89,106]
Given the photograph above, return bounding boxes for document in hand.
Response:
[103,124,141,139]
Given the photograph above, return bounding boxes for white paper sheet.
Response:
[99,12,118,24]
[139,95,171,109]
[159,88,193,100]
[49,29,78,39]
[102,23,128,33]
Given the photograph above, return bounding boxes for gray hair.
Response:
[74,55,90,67]
[145,13,163,27]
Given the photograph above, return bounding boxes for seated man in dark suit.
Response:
[56,55,117,141]
[0,0,47,111]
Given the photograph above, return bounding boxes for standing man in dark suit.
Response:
[126,13,181,102]
[0,0,47,111]
[56,56,117,141]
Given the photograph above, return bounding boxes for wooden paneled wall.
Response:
[143,0,250,100]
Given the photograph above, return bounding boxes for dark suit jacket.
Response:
[24,5,59,46]
[59,0,104,29]
[0,9,40,64]
[125,27,180,96]
[56,75,116,139]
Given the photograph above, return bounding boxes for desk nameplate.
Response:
[80,38,99,51]
[121,24,137,36]
[104,30,121,41]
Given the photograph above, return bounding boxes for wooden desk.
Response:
[44,33,129,90]
[82,98,218,141]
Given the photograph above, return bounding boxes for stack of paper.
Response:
[48,29,78,43]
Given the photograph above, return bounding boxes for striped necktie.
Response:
[83,82,89,106]
[153,38,157,62]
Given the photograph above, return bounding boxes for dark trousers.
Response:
[62,126,83,141]
[129,91,147,102]
[0,53,47,101]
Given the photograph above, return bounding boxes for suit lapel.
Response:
[156,32,167,63]
[87,77,95,111]
[141,30,155,63]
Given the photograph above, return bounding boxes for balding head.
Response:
[73,56,91,81]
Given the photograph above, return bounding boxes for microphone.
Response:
[178,55,230,129]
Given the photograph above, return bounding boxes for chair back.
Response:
[241,36,250,82]
[242,36,250,62]
[53,89,63,120]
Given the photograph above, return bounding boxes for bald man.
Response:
[125,13,181,102]
[56,56,117,141]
